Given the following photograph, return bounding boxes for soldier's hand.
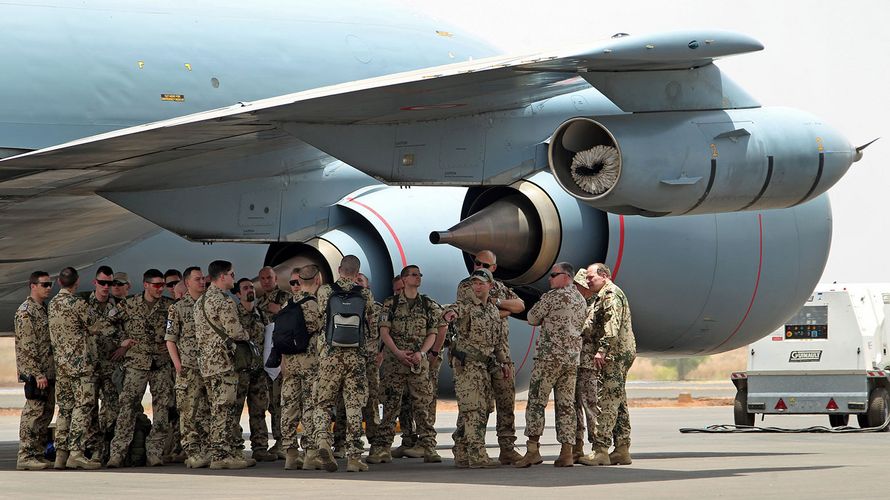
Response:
[443,310,457,322]
[173,360,182,375]
[36,375,48,390]
[375,351,384,368]
[121,338,137,349]
[501,364,513,380]
[396,350,413,367]
[110,346,129,361]
[594,351,607,369]
[409,352,423,366]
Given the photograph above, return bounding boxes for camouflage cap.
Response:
[573,268,589,288]
[470,268,494,283]
[112,272,129,284]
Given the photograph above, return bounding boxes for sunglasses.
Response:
[473,260,493,269]
[112,281,126,286]
[146,282,165,288]
[549,272,568,278]
[96,279,113,286]
[165,280,180,288]
[36,282,53,288]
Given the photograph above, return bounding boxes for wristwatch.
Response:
[429,350,439,357]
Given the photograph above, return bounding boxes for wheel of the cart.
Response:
[734,389,755,426]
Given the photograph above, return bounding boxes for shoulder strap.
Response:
[388,293,400,320]
[198,294,233,348]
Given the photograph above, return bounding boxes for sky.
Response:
[406,0,890,283]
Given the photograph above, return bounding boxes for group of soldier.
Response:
[14,248,636,473]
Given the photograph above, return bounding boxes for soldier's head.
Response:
[473,250,497,274]
[208,260,235,290]
[182,266,204,298]
[111,272,130,299]
[586,263,611,292]
[29,271,53,301]
[93,265,114,301]
[392,275,404,295]
[469,268,493,299]
[58,266,79,291]
[338,255,361,280]
[258,266,278,293]
[164,269,182,298]
[236,278,256,303]
[356,272,370,289]
[548,262,574,289]
[143,268,165,301]
[400,265,422,291]
[291,265,320,293]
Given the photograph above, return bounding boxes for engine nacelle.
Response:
[548,107,855,216]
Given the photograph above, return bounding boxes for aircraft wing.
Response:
[0,30,762,176]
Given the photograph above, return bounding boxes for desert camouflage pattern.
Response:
[205,371,241,461]
[257,286,292,319]
[108,363,175,461]
[119,294,175,371]
[233,369,270,452]
[15,296,57,462]
[280,291,321,451]
[574,366,597,443]
[525,361,577,443]
[176,365,211,459]
[526,285,586,364]
[165,294,200,368]
[194,284,250,378]
[55,374,96,453]
[49,288,98,377]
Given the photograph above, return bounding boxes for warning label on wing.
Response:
[789,350,822,362]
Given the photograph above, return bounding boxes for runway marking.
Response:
[345,196,407,267]
[715,213,763,350]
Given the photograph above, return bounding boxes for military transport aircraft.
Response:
[0,0,867,386]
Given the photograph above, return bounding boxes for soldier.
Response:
[256,265,291,458]
[579,263,636,466]
[278,266,322,470]
[49,267,102,470]
[164,269,183,299]
[111,272,131,300]
[233,278,275,462]
[453,250,525,465]
[107,269,176,468]
[165,266,212,468]
[572,268,597,462]
[14,271,56,470]
[194,260,256,470]
[372,265,444,464]
[81,265,126,462]
[514,262,586,468]
[442,268,508,469]
[309,255,374,473]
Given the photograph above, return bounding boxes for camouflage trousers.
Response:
[378,354,440,448]
[55,374,97,453]
[311,348,367,458]
[525,360,577,444]
[377,355,436,450]
[109,365,175,461]
[175,366,210,458]
[18,379,55,460]
[334,357,381,449]
[593,352,635,449]
[575,366,598,443]
[452,359,518,448]
[205,371,241,461]
[84,364,121,458]
[269,374,282,443]
[280,352,318,451]
[452,359,492,463]
[233,370,270,452]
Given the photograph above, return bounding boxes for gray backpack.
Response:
[325,283,367,348]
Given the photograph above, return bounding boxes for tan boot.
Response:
[579,447,611,466]
[554,443,575,467]
[16,457,51,470]
[346,456,368,472]
[365,446,392,464]
[391,445,408,458]
[254,448,278,462]
[54,450,69,470]
[609,444,632,465]
[302,449,324,470]
[402,444,426,458]
[513,439,543,468]
[497,445,523,465]
[105,454,123,469]
[269,442,286,460]
[146,455,164,467]
[317,441,339,472]
[572,439,585,464]
[284,448,304,470]
[209,456,249,470]
[469,454,500,469]
[453,444,469,469]
[66,451,102,470]
[423,448,442,463]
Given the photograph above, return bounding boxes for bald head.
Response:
[258,266,278,292]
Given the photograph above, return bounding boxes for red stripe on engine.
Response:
[516,326,537,375]
[612,215,626,281]
[715,213,764,350]
[345,197,408,267]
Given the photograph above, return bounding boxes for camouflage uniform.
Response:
[362,301,382,448]
[165,294,210,460]
[446,296,508,465]
[587,281,636,450]
[257,286,292,446]
[108,294,176,462]
[15,296,56,462]
[525,284,586,444]
[311,278,373,459]
[376,292,444,451]
[233,302,270,453]
[280,291,321,452]
[575,295,598,444]
[49,289,99,455]
[454,278,520,447]
[195,284,251,461]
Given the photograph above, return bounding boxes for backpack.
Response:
[272,295,316,354]
[325,283,367,348]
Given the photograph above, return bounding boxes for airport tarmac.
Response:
[0,404,885,499]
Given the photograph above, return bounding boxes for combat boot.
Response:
[16,457,51,470]
[365,446,392,464]
[209,456,249,470]
[512,439,543,468]
[391,444,408,458]
[105,454,123,469]
[579,447,611,466]
[402,444,426,458]
[609,444,632,465]
[332,446,346,459]
[452,444,469,469]
[269,441,286,460]
[284,448,304,470]
[554,443,575,467]
[572,439,585,464]
[302,449,324,470]
[66,451,102,470]
[317,441,339,472]
[468,454,500,469]
[497,444,522,465]
[253,448,278,462]
[53,450,69,470]
[346,455,369,472]
[423,448,442,463]
[146,455,164,467]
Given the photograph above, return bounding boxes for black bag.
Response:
[21,374,48,401]
[325,283,367,348]
[272,296,316,355]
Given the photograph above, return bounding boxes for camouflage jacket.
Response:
[366,301,382,356]
[257,286,293,319]
[81,292,124,368]
[194,284,249,377]
[165,294,200,369]
[316,278,374,358]
[236,302,268,348]
[456,277,517,362]
[445,296,508,364]
[15,296,55,380]
[585,281,635,359]
[49,288,99,377]
[119,294,175,370]
[527,284,586,365]
[379,292,444,352]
